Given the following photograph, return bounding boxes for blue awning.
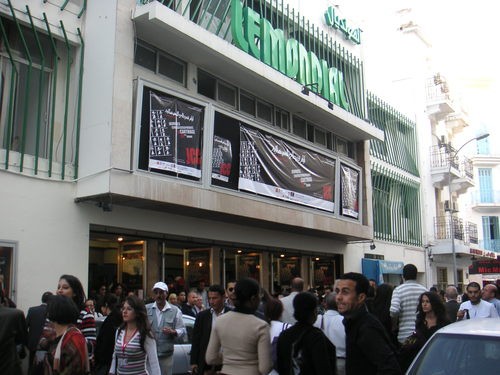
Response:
[362,259,404,285]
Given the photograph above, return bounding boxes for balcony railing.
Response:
[430,145,473,179]
[471,190,500,205]
[479,239,500,252]
[434,216,478,244]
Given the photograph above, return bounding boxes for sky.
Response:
[415,0,499,130]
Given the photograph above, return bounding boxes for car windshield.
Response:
[407,333,500,375]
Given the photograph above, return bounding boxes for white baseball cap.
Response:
[152,281,168,292]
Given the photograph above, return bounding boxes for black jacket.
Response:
[445,300,459,322]
[94,310,122,370]
[276,322,336,375]
[343,306,401,375]
[190,307,231,373]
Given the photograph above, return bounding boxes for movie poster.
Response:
[238,126,335,212]
[341,164,360,219]
[211,135,233,182]
[148,92,203,178]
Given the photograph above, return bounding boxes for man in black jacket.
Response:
[190,284,231,375]
[336,272,401,375]
[26,291,52,374]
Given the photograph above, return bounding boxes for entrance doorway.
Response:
[89,234,146,299]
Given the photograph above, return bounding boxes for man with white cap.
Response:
[146,281,185,375]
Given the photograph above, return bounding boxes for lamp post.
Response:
[447,133,489,287]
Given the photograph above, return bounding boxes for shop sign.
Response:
[324,6,362,45]
[469,259,500,274]
[470,248,497,259]
[231,0,350,111]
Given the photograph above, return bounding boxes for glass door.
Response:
[119,241,146,298]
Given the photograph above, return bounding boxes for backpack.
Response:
[290,328,310,375]
[271,322,290,370]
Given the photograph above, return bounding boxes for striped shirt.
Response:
[110,329,161,375]
[390,280,427,343]
[78,309,96,355]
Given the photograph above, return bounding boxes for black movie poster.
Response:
[238,126,335,212]
[341,164,360,219]
[148,92,203,178]
[211,135,233,182]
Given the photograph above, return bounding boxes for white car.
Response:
[172,314,196,375]
[406,318,500,375]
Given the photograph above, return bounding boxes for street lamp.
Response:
[447,133,489,287]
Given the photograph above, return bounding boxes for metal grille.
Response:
[367,93,419,177]
[140,0,367,120]
[0,1,84,179]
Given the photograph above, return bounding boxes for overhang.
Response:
[132,2,383,143]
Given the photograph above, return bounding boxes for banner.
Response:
[238,126,335,212]
[341,164,359,218]
[148,92,203,178]
[211,135,233,182]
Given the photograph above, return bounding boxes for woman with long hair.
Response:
[398,291,450,371]
[109,295,160,375]
[94,293,123,375]
[43,295,89,374]
[56,274,97,354]
[205,277,273,375]
[370,283,397,345]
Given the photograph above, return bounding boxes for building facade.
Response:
[2,0,434,310]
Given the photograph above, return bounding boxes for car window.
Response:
[178,316,195,345]
[408,333,500,375]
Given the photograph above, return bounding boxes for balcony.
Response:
[471,190,500,213]
[444,111,469,134]
[432,216,480,256]
[426,75,456,121]
[430,145,475,194]
[479,239,500,252]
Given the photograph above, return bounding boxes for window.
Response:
[292,116,306,139]
[482,216,500,251]
[197,69,216,99]
[478,168,493,203]
[0,17,63,159]
[134,40,186,85]
[256,100,273,123]
[240,91,255,116]
[217,81,237,107]
[436,267,447,292]
[275,108,289,131]
[158,53,185,84]
[134,43,156,72]
[314,128,327,146]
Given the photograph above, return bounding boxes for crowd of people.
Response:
[1,265,499,375]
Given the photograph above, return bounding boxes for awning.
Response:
[362,259,404,285]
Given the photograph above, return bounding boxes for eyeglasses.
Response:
[228,288,234,292]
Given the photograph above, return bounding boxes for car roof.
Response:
[436,318,500,337]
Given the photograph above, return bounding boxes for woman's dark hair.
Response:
[47,295,80,325]
[293,292,317,323]
[371,283,394,317]
[119,295,153,351]
[264,297,284,322]
[59,274,86,310]
[103,293,121,315]
[415,292,449,329]
[234,277,260,313]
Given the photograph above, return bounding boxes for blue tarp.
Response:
[362,259,404,285]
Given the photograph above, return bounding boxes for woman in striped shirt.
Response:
[110,295,161,375]
[34,274,97,373]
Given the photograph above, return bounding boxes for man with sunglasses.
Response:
[146,281,186,375]
[225,280,237,309]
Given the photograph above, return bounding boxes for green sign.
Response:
[231,0,349,111]
[324,6,362,45]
